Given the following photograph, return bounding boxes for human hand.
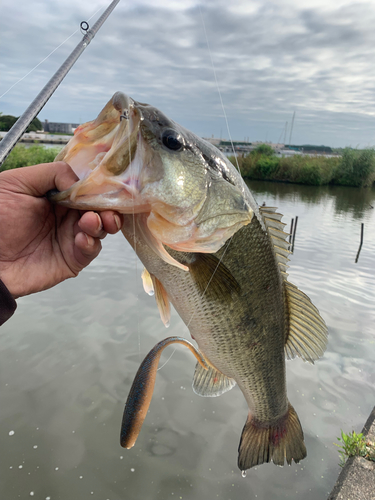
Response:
[0,161,123,298]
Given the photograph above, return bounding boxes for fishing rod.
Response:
[0,0,120,167]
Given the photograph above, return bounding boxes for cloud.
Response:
[2,0,375,147]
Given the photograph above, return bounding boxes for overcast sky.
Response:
[2,0,375,147]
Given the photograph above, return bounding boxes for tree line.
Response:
[0,113,42,133]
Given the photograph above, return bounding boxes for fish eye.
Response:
[162,130,183,151]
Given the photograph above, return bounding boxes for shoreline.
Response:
[328,407,375,500]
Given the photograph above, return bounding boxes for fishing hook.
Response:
[120,111,129,121]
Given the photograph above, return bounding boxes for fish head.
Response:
[50,92,253,265]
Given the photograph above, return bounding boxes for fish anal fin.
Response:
[238,402,306,471]
[193,361,236,397]
[284,281,328,363]
[151,275,171,328]
[189,253,241,301]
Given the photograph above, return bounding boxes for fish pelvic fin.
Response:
[238,402,306,471]
[284,281,328,363]
[141,267,154,296]
[193,361,236,397]
[151,275,171,328]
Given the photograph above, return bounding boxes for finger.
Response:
[74,232,102,267]
[1,162,79,196]
[77,212,107,239]
[99,211,124,234]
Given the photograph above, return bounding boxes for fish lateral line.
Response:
[120,336,208,450]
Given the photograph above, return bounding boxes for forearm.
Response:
[0,279,17,326]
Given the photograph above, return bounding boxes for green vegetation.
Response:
[0,145,60,171]
[234,145,375,187]
[335,430,375,467]
[0,113,42,132]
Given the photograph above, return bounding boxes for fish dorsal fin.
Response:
[259,206,291,277]
[149,275,171,328]
[193,361,236,397]
[141,268,154,296]
[189,253,241,301]
[284,281,328,363]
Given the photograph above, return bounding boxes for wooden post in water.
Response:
[289,218,294,246]
[355,223,364,263]
[291,216,298,253]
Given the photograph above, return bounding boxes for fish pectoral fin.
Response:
[189,253,241,302]
[193,362,236,397]
[151,275,171,328]
[284,281,328,363]
[238,402,307,471]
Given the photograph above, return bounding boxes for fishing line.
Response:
[150,7,251,371]
[183,7,241,329]
[0,5,104,100]
[128,114,142,362]
[198,5,241,175]
[158,6,243,369]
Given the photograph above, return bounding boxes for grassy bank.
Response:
[2,143,375,188]
[234,145,375,187]
[0,144,61,172]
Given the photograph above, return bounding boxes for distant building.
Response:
[43,120,79,134]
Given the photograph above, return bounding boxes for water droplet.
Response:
[55,467,59,471]
[30,493,34,497]
[148,290,154,296]
[9,430,15,436]
[130,468,135,472]
[120,456,123,460]
[241,470,247,478]
[165,321,170,328]
[46,497,51,500]
[33,445,38,449]
[79,476,83,479]
[18,465,23,469]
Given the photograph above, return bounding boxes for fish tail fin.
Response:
[238,402,306,471]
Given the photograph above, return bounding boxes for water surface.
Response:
[1,181,374,500]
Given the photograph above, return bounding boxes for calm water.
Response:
[1,181,374,500]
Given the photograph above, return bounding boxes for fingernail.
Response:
[114,214,122,231]
[85,233,95,247]
[96,213,103,231]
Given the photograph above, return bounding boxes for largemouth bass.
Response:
[49,92,328,471]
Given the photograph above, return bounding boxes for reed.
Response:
[235,146,375,187]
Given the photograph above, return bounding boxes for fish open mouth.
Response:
[48,92,151,213]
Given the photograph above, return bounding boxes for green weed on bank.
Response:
[0,145,61,171]
[235,146,375,187]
